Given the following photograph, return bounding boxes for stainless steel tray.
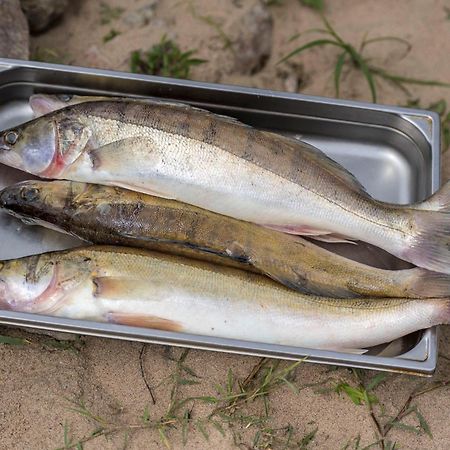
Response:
[0,58,442,375]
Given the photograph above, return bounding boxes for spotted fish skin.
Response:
[0,99,449,274]
[2,180,450,298]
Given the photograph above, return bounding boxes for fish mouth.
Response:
[0,186,19,210]
[0,142,10,152]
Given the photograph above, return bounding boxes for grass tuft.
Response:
[103,29,121,43]
[279,16,450,102]
[130,35,207,79]
[59,354,315,449]
[0,334,30,346]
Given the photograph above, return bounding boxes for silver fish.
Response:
[0,97,448,273]
[1,246,449,352]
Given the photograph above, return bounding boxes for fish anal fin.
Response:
[262,224,333,236]
[262,224,357,244]
[310,234,358,245]
[107,312,182,332]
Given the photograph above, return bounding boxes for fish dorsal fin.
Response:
[261,130,370,197]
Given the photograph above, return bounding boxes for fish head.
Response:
[29,94,77,117]
[0,112,92,177]
[0,252,93,314]
[0,180,83,226]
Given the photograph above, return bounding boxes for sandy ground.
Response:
[1,0,450,449]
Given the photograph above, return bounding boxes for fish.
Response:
[2,180,450,298]
[0,245,449,352]
[0,97,449,274]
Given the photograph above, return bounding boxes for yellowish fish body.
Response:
[1,180,450,298]
[0,246,449,351]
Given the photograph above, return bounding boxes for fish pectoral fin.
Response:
[105,181,175,200]
[87,137,176,199]
[107,312,182,332]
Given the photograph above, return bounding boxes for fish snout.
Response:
[0,185,21,210]
[0,184,40,210]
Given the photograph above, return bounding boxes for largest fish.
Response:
[0,97,448,273]
[0,246,449,352]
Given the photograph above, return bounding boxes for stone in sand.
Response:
[0,0,29,59]
[20,0,68,33]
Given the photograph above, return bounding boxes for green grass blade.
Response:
[321,15,345,45]
[350,50,377,102]
[299,427,317,448]
[429,99,447,115]
[334,51,347,97]
[158,427,171,449]
[415,407,433,438]
[361,36,411,52]
[211,420,225,436]
[370,66,450,88]
[389,421,421,434]
[278,39,343,64]
[0,335,30,345]
[299,0,324,11]
[365,373,386,391]
[182,410,190,445]
[196,420,209,441]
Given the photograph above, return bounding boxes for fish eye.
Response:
[4,130,18,145]
[20,187,40,202]
[57,94,73,102]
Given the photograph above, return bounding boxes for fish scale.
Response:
[0,246,449,351]
[3,180,450,298]
[0,99,449,273]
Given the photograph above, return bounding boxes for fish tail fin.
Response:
[413,181,450,212]
[401,211,450,274]
[435,299,450,325]
[405,267,450,298]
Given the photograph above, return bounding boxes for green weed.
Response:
[0,334,30,345]
[300,0,324,11]
[103,29,121,43]
[337,371,449,450]
[31,47,68,64]
[59,354,315,449]
[130,35,206,79]
[42,336,83,354]
[279,16,450,102]
[99,2,124,25]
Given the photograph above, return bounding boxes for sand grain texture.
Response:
[1,0,450,448]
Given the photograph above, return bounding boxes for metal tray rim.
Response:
[0,58,441,375]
